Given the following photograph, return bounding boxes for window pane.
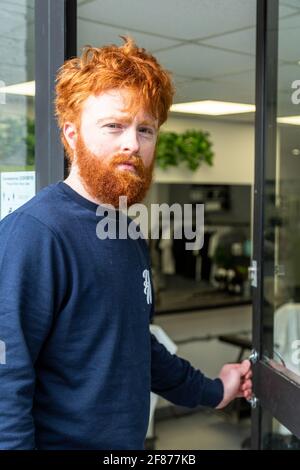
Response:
[0,0,35,219]
[262,1,300,380]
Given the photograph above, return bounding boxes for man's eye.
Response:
[105,123,122,129]
[139,127,154,135]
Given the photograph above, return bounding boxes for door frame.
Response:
[252,0,300,448]
[35,0,77,191]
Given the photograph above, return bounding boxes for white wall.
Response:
[154,115,255,185]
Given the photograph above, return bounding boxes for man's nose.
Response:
[120,128,140,155]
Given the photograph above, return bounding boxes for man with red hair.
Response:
[0,38,252,450]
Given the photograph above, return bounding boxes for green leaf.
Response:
[156,129,214,172]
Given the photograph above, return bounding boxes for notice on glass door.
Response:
[0,171,36,220]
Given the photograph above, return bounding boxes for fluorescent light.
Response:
[277,115,300,125]
[170,100,255,116]
[0,80,35,96]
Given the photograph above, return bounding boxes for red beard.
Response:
[75,135,154,207]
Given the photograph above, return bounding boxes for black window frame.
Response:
[35,0,77,191]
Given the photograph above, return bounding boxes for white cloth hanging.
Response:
[146,325,178,440]
[274,302,300,376]
[274,302,300,435]
[159,237,175,275]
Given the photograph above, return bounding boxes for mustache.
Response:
[110,153,144,169]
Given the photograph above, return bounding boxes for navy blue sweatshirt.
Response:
[0,182,223,450]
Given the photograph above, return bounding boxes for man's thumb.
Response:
[240,359,251,376]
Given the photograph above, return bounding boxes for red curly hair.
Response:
[55,37,175,157]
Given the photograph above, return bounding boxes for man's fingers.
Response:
[225,360,252,374]
[240,359,251,375]
[244,390,252,400]
[237,388,252,399]
[241,379,252,391]
[245,370,252,380]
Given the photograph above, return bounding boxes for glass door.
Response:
[252,0,300,449]
[0,0,76,219]
[0,0,35,219]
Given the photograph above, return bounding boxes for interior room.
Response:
[76,0,256,449]
[2,0,300,451]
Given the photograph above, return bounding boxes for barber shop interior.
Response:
[1,0,300,451]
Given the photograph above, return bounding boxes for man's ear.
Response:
[63,122,78,151]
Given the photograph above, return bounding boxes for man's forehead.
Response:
[83,91,157,124]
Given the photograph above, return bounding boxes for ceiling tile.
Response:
[0,1,34,39]
[279,4,300,17]
[155,43,255,79]
[218,69,255,86]
[278,63,300,94]
[280,1,300,10]
[0,63,28,85]
[279,14,300,62]
[79,0,256,41]
[0,0,31,8]
[200,28,255,56]
[77,19,178,51]
[0,7,27,36]
[173,75,254,104]
[78,0,95,4]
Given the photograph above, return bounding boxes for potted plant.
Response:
[156,129,214,171]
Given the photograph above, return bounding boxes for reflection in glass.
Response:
[262,413,300,450]
[0,0,35,219]
[263,2,300,379]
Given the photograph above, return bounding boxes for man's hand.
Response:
[215,359,252,409]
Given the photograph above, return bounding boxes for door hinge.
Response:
[249,349,259,364]
[247,395,259,409]
[248,260,257,288]
[247,350,259,409]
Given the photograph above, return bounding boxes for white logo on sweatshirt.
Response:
[143,269,152,305]
[0,340,6,365]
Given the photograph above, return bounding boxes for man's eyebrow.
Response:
[96,116,158,129]
[96,116,127,125]
[139,120,158,129]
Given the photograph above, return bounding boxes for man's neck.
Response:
[64,164,102,205]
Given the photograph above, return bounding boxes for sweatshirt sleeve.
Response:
[0,212,68,449]
[150,333,224,408]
